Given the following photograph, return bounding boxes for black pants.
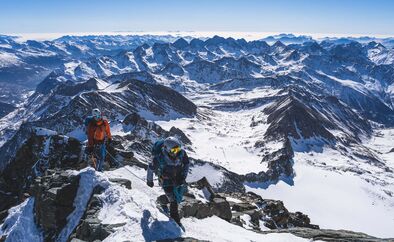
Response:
[163,185,180,223]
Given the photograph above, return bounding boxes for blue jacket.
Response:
[147,140,190,186]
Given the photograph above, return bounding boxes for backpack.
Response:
[84,116,93,127]
[152,139,165,158]
[84,116,93,134]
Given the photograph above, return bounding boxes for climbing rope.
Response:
[105,148,148,183]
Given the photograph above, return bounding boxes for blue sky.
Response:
[1,0,394,36]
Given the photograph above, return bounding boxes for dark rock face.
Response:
[0,193,18,222]
[244,139,294,184]
[35,72,62,94]
[54,78,99,96]
[190,159,245,193]
[122,111,191,146]
[169,127,191,145]
[109,178,131,189]
[261,199,318,229]
[223,191,319,231]
[30,170,80,241]
[70,185,121,242]
[117,79,197,117]
[156,178,318,233]
[264,94,335,142]
[157,177,233,222]
[0,131,85,222]
[0,125,138,212]
[0,101,15,118]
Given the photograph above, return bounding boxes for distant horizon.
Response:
[2,31,394,42]
[1,0,394,38]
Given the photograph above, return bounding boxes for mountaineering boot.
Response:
[170,202,184,231]
[169,202,179,222]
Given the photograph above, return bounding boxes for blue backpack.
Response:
[151,139,165,175]
[84,116,94,134]
[152,139,165,158]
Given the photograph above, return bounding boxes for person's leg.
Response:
[97,143,106,171]
[91,145,98,169]
[169,201,180,224]
[163,185,181,224]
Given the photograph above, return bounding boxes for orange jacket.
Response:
[87,119,111,146]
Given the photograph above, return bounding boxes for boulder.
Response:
[223,192,319,230]
[210,197,232,221]
[160,178,233,222]
[231,210,261,230]
[109,178,132,189]
[169,126,191,145]
[231,202,258,212]
[30,170,81,240]
[261,199,318,229]
[71,184,122,242]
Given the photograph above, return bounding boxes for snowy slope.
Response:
[156,86,394,238]
[0,167,308,242]
[246,148,394,238]
[156,88,280,175]
[94,167,308,242]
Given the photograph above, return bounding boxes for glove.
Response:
[147,181,154,188]
[86,146,94,155]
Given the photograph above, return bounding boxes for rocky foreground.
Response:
[0,129,393,241]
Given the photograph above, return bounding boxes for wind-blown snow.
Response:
[316,71,368,94]
[0,198,43,242]
[56,168,109,242]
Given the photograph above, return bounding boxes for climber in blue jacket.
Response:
[147,136,190,227]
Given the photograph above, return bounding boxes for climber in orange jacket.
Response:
[85,108,112,171]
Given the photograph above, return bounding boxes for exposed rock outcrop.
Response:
[0,101,15,119]
[222,191,319,231]
[30,170,80,241]
[157,177,232,222]
[0,131,84,223]
[70,185,121,242]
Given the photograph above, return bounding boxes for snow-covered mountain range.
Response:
[0,33,394,241]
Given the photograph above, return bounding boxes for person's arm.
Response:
[147,158,158,187]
